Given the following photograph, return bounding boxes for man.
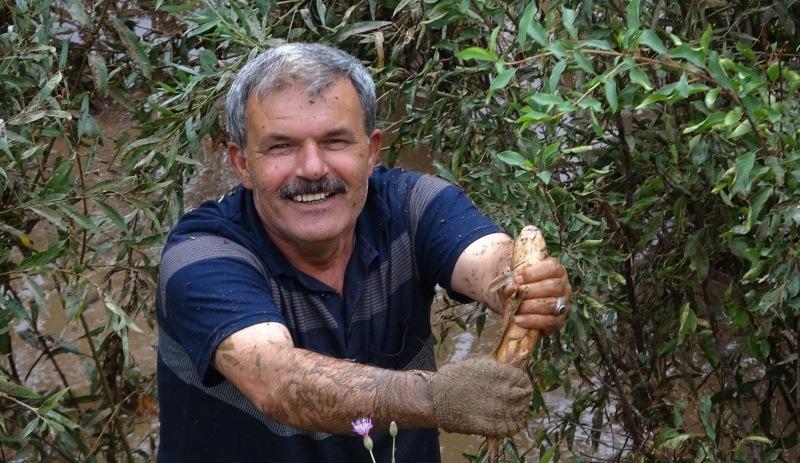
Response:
[156,42,571,462]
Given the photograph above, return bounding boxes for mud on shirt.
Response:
[155,166,502,462]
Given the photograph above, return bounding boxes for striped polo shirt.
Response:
[155,165,502,462]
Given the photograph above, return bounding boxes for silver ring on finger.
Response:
[554,297,567,316]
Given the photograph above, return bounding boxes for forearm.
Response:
[215,333,436,434]
[450,232,514,314]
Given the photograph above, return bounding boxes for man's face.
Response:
[228,78,381,250]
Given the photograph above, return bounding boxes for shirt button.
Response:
[320,293,330,300]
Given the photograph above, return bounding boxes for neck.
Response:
[272,230,356,294]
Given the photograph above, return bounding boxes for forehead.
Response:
[245,79,365,140]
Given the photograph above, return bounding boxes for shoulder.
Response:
[368,165,458,207]
[166,185,254,247]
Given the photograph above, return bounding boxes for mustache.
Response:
[277,176,348,199]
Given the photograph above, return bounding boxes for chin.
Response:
[289,220,353,244]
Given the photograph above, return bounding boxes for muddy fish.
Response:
[485,225,548,462]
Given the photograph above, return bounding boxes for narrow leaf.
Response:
[456,47,494,62]
[517,2,538,48]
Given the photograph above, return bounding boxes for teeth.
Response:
[293,192,328,203]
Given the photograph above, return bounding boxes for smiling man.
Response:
[155,42,572,462]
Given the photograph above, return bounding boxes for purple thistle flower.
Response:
[351,417,373,436]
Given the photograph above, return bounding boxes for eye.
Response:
[265,143,291,155]
[324,139,350,150]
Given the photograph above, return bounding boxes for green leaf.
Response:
[723,106,742,127]
[728,120,753,138]
[579,39,613,51]
[736,42,757,62]
[58,204,101,236]
[636,92,670,109]
[562,7,577,39]
[497,151,528,167]
[747,186,773,229]
[670,44,704,68]
[300,8,320,34]
[28,206,67,231]
[625,0,641,32]
[330,21,392,43]
[31,72,63,106]
[683,111,726,133]
[92,198,128,232]
[628,63,653,90]
[37,388,71,416]
[678,303,697,344]
[528,19,548,46]
[0,380,43,399]
[20,418,40,439]
[517,1,538,49]
[704,88,720,108]
[18,240,67,270]
[700,25,713,56]
[708,51,732,89]
[731,152,756,196]
[604,78,618,112]
[574,212,602,226]
[538,444,557,463]
[573,49,595,74]
[683,232,709,278]
[548,59,567,92]
[626,196,658,218]
[88,54,108,97]
[111,19,152,80]
[529,93,564,107]
[64,277,90,322]
[487,68,517,102]
[580,239,604,249]
[456,47,494,62]
[766,62,781,82]
[639,29,667,54]
[158,0,203,12]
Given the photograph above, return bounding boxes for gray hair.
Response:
[225,42,377,152]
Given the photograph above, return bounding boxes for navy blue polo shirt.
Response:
[155,165,502,462]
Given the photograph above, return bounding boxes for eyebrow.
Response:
[254,128,358,147]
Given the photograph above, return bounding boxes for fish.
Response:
[485,225,548,462]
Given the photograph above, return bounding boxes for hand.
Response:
[431,355,532,437]
[505,257,572,335]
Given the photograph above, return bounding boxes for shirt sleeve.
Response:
[156,232,286,386]
[406,174,504,302]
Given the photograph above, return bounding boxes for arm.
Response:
[212,322,436,435]
[450,232,572,334]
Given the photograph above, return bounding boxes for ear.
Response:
[367,129,382,166]
[227,141,253,189]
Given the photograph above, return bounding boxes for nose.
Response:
[295,140,328,180]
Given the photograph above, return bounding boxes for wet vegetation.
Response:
[1,0,799,461]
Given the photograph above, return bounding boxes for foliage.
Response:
[0,0,180,460]
[1,0,799,462]
[442,1,799,462]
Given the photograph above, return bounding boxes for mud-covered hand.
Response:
[508,257,572,335]
[431,355,532,437]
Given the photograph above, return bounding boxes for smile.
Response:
[292,192,332,203]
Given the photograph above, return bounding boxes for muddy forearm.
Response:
[451,232,514,314]
[215,338,436,434]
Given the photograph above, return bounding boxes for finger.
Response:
[513,312,566,334]
[515,295,571,316]
[514,257,566,284]
[517,277,572,301]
